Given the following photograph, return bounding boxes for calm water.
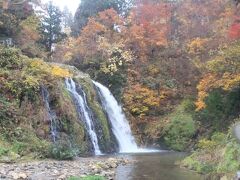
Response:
[115,152,204,180]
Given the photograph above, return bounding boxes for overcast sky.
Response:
[41,0,80,14]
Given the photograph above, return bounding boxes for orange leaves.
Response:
[72,2,172,63]
[126,1,172,61]
[98,8,124,28]
[81,18,106,35]
[75,9,126,59]
[77,18,106,56]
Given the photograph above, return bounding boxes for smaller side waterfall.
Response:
[93,81,139,153]
[41,87,58,142]
[65,78,102,155]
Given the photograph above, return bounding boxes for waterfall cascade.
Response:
[65,78,102,155]
[93,81,140,153]
[41,87,58,142]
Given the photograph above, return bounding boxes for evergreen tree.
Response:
[40,2,65,52]
[62,6,73,28]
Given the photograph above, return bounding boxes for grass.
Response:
[68,175,106,180]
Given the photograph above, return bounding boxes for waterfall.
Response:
[65,78,102,155]
[93,81,139,153]
[41,87,58,142]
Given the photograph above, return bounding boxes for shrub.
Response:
[48,141,78,160]
[0,46,22,69]
[162,99,197,151]
[182,125,240,178]
[2,126,50,158]
[163,113,196,151]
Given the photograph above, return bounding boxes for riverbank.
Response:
[0,156,130,180]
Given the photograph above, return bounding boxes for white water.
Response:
[93,81,142,153]
[65,78,102,155]
[41,87,58,142]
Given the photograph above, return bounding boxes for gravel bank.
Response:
[0,157,130,180]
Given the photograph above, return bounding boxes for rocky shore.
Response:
[0,157,130,180]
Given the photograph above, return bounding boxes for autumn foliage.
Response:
[229,16,240,39]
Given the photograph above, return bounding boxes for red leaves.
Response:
[229,16,240,39]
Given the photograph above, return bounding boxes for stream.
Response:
[115,152,203,180]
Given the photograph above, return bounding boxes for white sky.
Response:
[41,0,80,14]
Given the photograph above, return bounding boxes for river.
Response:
[115,152,203,180]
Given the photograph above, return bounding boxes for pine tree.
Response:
[62,6,73,28]
[40,2,65,52]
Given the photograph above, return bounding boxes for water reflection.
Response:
[116,152,203,180]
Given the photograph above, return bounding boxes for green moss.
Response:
[52,81,89,154]
[75,77,112,150]
[57,81,79,121]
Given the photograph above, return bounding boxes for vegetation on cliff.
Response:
[0,46,116,160]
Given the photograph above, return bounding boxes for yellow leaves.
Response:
[187,38,208,54]
[219,73,240,91]
[147,65,160,76]
[196,73,240,111]
[198,139,218,150]
[23,75,40,91]
[195,74,216,111]
[123,84,159,116]
[63,52,73,61]
[97,37,134,75]
[51,66,72,78]
[29,59,72,79]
